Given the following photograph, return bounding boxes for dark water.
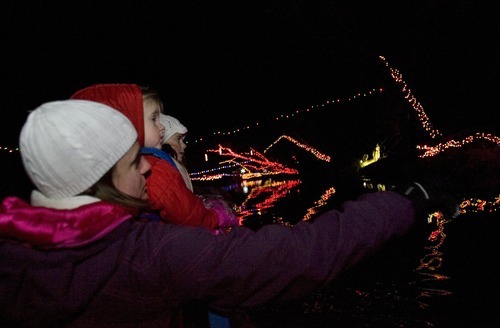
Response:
[198,164,500,327]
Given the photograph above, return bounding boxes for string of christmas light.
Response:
[189,162,245,177]
[189,87,383,144]
[302,186,336,221]
[193,144,299,181]
[425,212,450,249]
[416,132,500,158]
[379,55,500,160]
[379,55,442,139]
[459,195,500,214]
[191,134,331,181]
[263,135,332,162]
[190,173,241,182]
[0,146,19,153]
[1,87,383,151]
[2,56,497,157]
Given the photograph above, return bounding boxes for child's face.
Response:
[143,101,165,149]
[166,133,187,162]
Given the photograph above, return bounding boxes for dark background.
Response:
[1,0,498,146]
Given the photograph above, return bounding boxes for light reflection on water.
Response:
[215,177,499,327]
[414,213,452,310]
[235,179,302,220]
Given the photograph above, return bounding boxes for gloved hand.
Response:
[202,195,240,229]
[392,182,460,220]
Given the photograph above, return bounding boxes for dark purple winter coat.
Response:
[0,191,415,327]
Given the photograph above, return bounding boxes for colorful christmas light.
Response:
[191,144,298,181]
[190,162,247,179]
[379,56,442,139]
[416,132,500,158]
[0,146,19,153]
[459,195,500,214]
[263,135,331,162]
[189,87,384,144]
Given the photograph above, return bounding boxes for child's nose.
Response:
[158,122,165,133]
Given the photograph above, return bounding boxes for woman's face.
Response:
[143,101,165,149]
[112,142,151,200]
[166,132,187,162]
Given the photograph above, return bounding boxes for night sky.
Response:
[1,1,498,146]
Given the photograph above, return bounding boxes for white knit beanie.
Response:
[159,114,187,143]
[20,100,137,199]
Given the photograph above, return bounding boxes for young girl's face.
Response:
[143,101,165,149]
[166,133,187,162]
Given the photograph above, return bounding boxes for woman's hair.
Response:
[82,168,149,211]
[140,85,164,113]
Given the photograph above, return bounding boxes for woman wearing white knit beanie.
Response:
[19,100,151,210]
[0,99,422,328]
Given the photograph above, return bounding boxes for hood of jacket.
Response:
[70,83,145,147]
